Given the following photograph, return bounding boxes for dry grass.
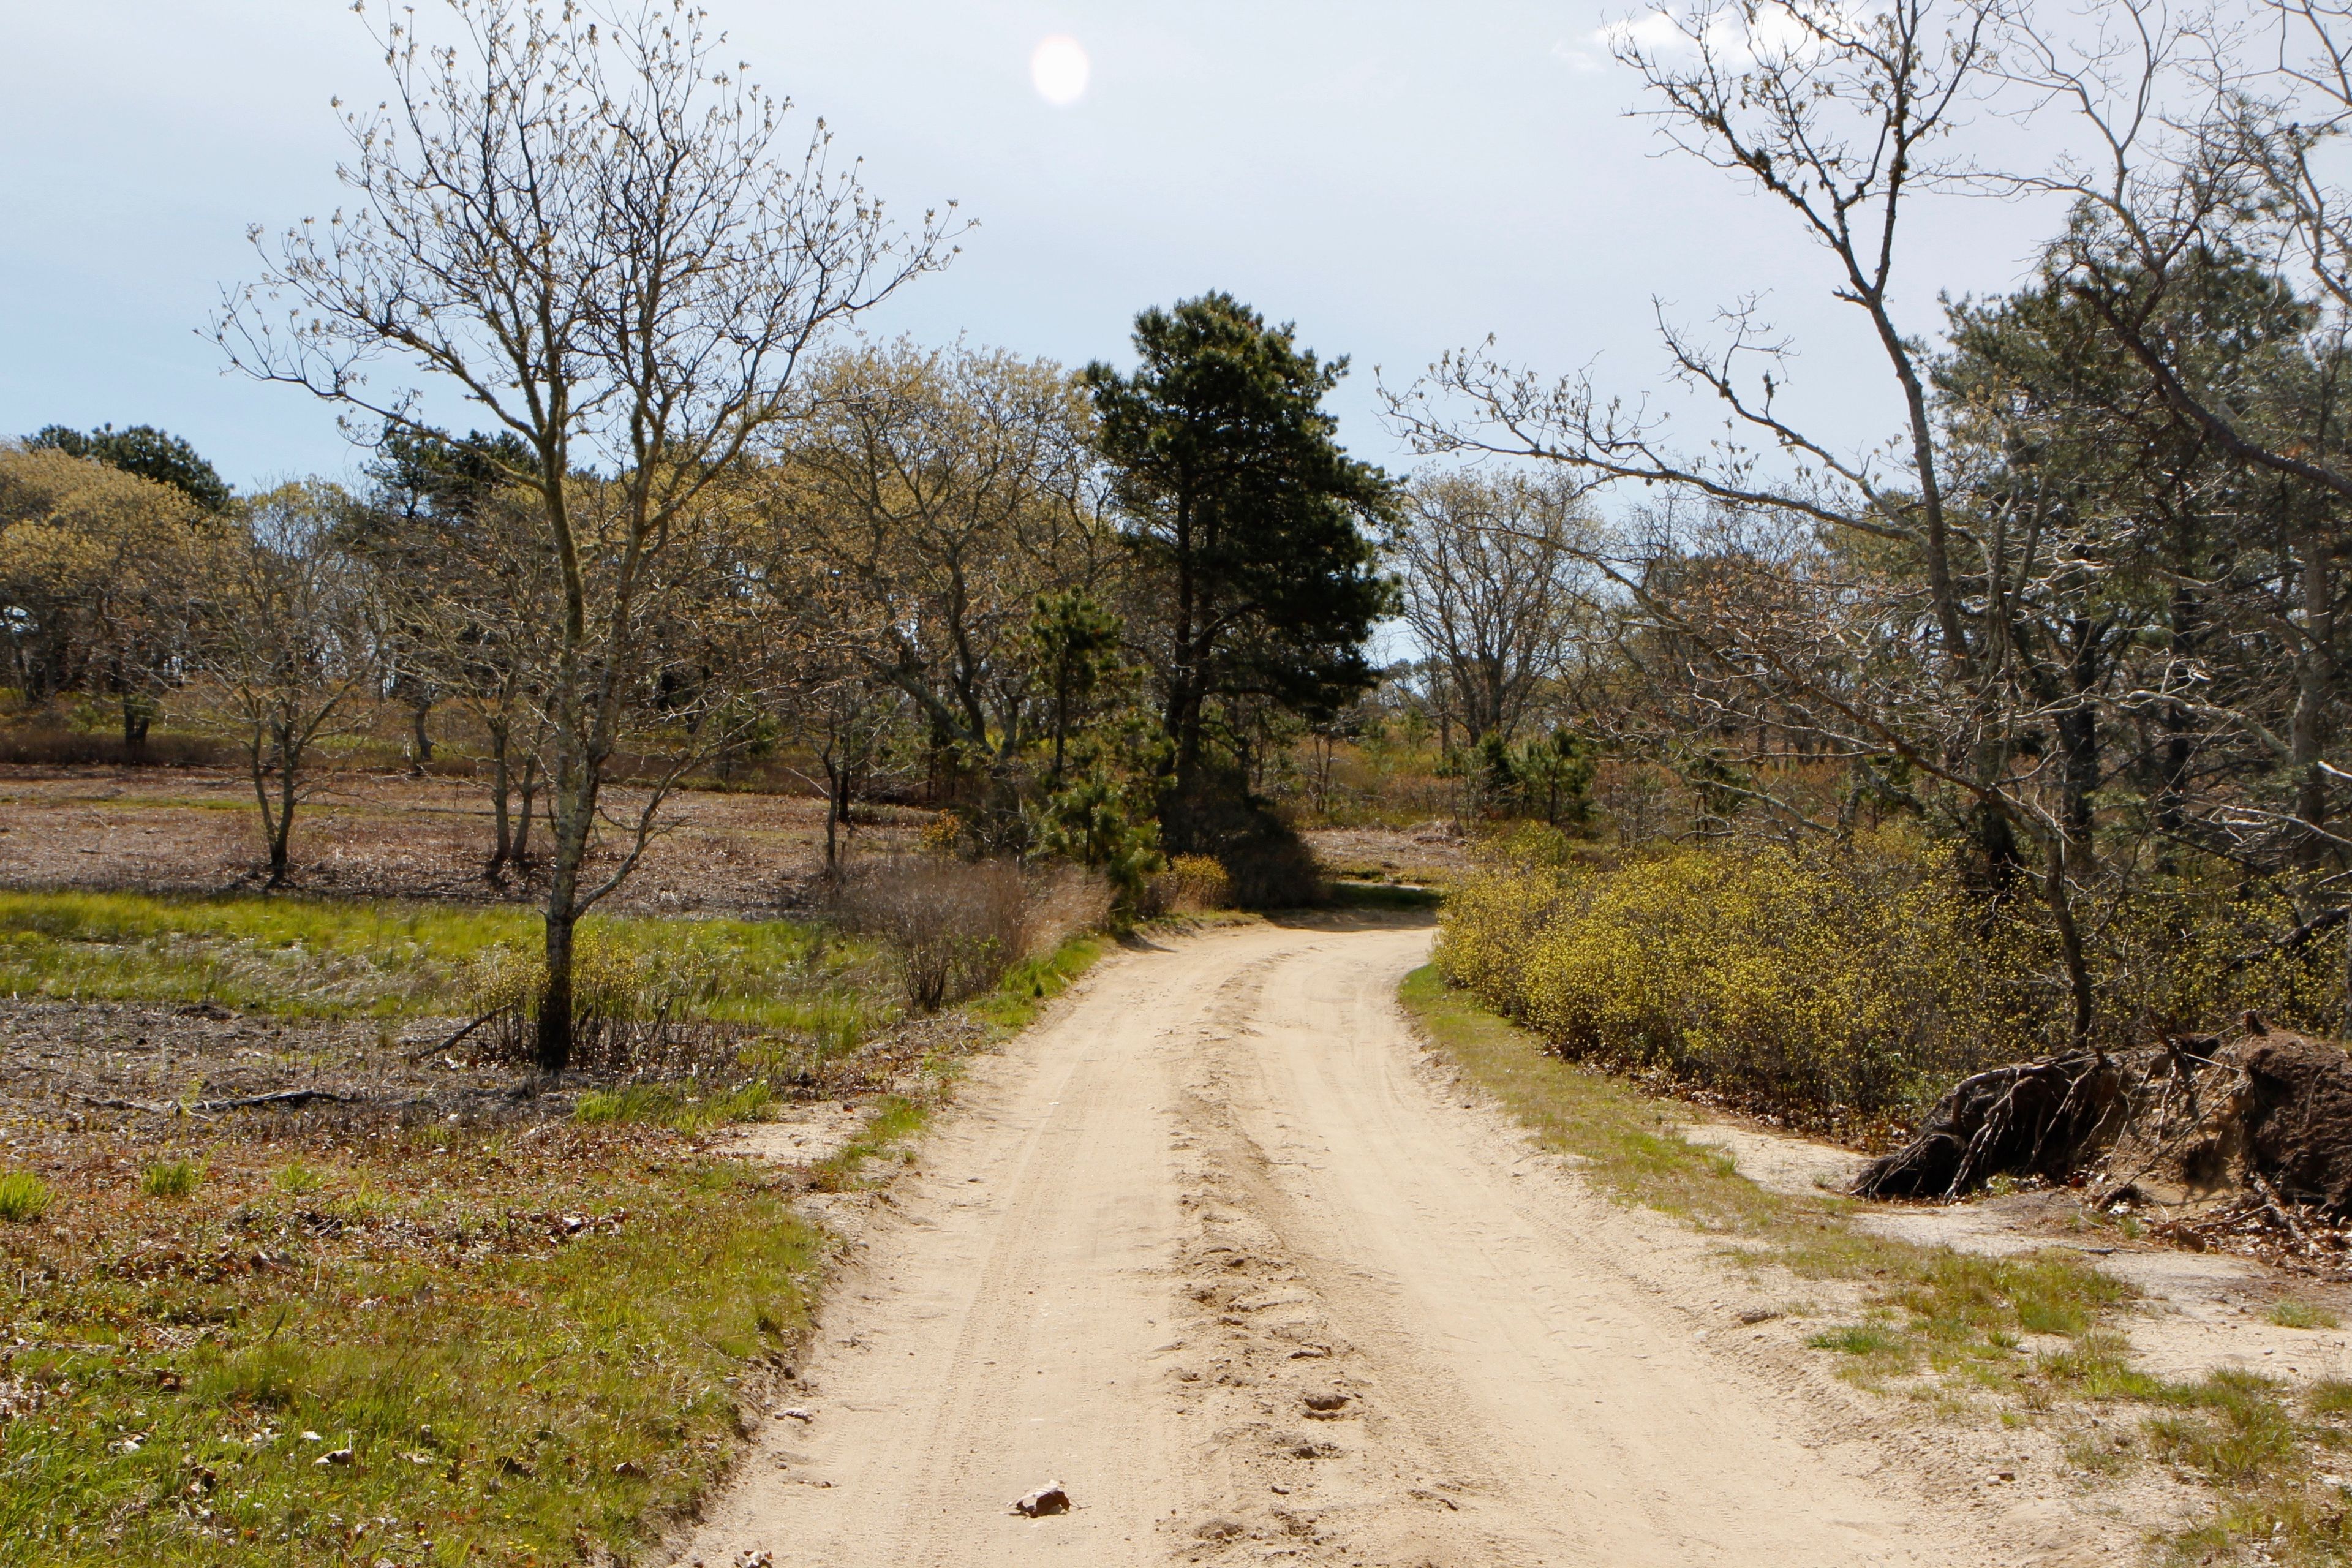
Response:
[0,763,927,915]
[833,858,1106,1014]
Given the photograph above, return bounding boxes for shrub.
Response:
[0,1171,50,1222]
[915,812,964,856]
[0,725,222,766]
[1163,793,1327,908]
[834,857,1036,1012]
[1442,821,2351,1128]
[141,1159,202,1199]
[1150,854,1232,914]
[1439,831,2032,1119]
[1023,861,1113,953]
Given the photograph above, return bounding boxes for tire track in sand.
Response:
[679,918,2011,1567]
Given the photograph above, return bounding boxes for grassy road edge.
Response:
[1396,962,2352,1566]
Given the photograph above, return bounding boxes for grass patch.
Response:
[573,1080,774,1133]
[1398,964,1787,1232]
[2038,1330,2166,1402]
[1327,881,1444,911]
[0,1170,50,1222]
[970,933,1105,1034]
[0,1126,816,1567]
[2307,1379,2352,1417]
[809,1093,930,1192]
[270,1161,326,1197]
[2270,1298,2342,1330]
[0,889,887,1038]
[0,895,1109,1562]
[140,1159,203,1199]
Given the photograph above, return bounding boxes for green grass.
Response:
[0,1171,50,1222]
[2270,1298,2342,1330]
[1396,964,1784,1232]
[270,1161,326,1197]
[0,895,1111,1564]
[970,933,1105,1033]
[140,1159,202,1199]
[809,1093,930,1191]
[572,1080,774,1133]
[0,889,887,1039]
[0,1132,816,1568]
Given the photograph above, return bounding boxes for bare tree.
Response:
[361,478,564,875]
[216,0,953,1068]
[769,342,1114,843]
[1389,470,1598,745]
[195,483,372,888]
[1996,0,2351,864]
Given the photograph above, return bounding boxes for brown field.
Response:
[0,763,930,914]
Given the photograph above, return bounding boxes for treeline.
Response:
[2,296,1393,899]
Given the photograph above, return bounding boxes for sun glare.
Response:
[1031,35,1090,106]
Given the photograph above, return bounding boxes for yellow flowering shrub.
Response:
[1440,831,2033,1118]
[1441,829,2345,1121]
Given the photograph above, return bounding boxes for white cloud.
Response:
[1593,2,1881,69]
[1550,37,1608,72]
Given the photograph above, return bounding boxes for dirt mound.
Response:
[1855,1020,2352,1227]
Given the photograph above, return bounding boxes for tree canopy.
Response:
[26,423,231,513]
[1084,292,1394,801]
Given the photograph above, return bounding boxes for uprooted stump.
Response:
[1852,1052,2127,1199]
[1855,1019,2352,1224]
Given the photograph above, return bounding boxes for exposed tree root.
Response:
[1855,1020,2352,1239]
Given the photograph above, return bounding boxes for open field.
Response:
[0,763,1467,913]
[0,764,924,915]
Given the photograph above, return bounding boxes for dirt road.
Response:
[686,917,1994,1567]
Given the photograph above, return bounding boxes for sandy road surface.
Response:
[684,916,1994,1567]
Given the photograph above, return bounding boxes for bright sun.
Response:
[1030,36,1089,106]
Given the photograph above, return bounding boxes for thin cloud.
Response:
[1550,37,1608,72]
[1594,2,1871,69]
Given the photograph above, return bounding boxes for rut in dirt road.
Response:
[681,917,1984,1567]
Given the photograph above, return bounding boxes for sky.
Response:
[0,0,2082,498]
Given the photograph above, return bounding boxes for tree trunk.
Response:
[821,739,847,875]
[1966,791,2023,894]
[536,724,598,1074]
[537,908,576,1074]
[121,695,153,751]
[488,724,513,871]
[2057,701,2098,855]
[248,741,279,885]
[514,753,537,865]
[2158,581,2199,845]
[2041,831,2094,1051]
[259,720,298,889]
[409,701,434,769]
[2291,524,2334,868]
